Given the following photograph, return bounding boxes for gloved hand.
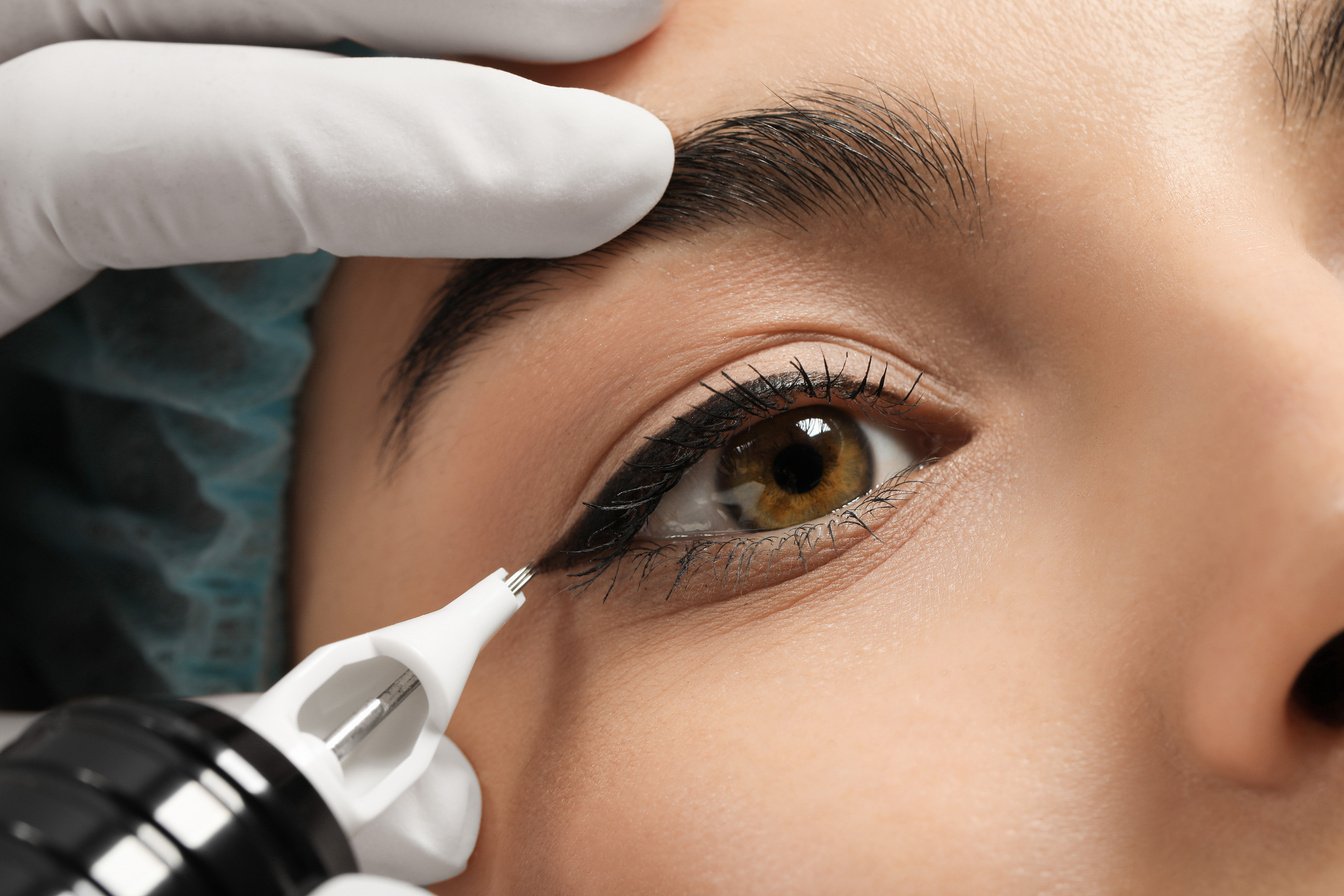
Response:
[0,0,675,335]
[2,693,499,892]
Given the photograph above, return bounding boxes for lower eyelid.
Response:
[615,454,945,605]
[651,450,937,542]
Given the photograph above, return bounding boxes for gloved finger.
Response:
[1,0,670,65]
[311,874,432,896]
[0,40,673,335]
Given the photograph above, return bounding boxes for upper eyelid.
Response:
[534,357,930,583]
[381,87,991,463]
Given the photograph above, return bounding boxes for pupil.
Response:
[772,443,825,494]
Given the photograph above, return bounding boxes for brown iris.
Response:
[716,406,873,530]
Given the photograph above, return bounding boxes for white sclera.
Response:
[643,410,920,537]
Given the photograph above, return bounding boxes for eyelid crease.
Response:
[533,353,931,596]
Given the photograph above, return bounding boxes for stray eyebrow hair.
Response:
[381,87,989,463]
[1271,0,1344,119]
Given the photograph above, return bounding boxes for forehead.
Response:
[496,1,1341,346]
[521,0,1280,144]
[511,0,1316,265]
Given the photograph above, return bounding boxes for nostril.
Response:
[1292,631,1344,726]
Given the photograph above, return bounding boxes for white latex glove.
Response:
[0,0,675,334]
[2,693,490,890]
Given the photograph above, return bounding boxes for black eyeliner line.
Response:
[720,371,778,414]
[791,357,818,397]
[749,363,795,406]
[699,380,767,418]
[685,404,747,426]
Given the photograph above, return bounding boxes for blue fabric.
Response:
[0,254,336,705]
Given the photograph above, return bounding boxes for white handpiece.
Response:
[242,569,527,875]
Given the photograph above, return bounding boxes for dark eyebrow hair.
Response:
[1271,0,1344,119]
[380,87,989,463]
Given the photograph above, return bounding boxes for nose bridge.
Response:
[1202,263,1344,566]
[1156,247,1344,786]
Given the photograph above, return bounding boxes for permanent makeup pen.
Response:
[0,567,531,895]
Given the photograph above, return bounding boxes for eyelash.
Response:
[535,353,939,598]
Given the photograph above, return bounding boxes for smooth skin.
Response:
[292,0,1344,892]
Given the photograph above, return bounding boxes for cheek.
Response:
[491,592,1123,895]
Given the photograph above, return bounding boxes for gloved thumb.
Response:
[197,693,482,885]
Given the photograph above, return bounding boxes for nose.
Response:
[1167,252,1344,787]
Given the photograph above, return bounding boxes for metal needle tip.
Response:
[504,566,533,595]
[323,567,532,763]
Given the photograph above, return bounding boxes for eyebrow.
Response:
[381,87,989,462]
[1271,0,1344,119]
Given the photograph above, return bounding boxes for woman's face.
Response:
[290,0,1344,891]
